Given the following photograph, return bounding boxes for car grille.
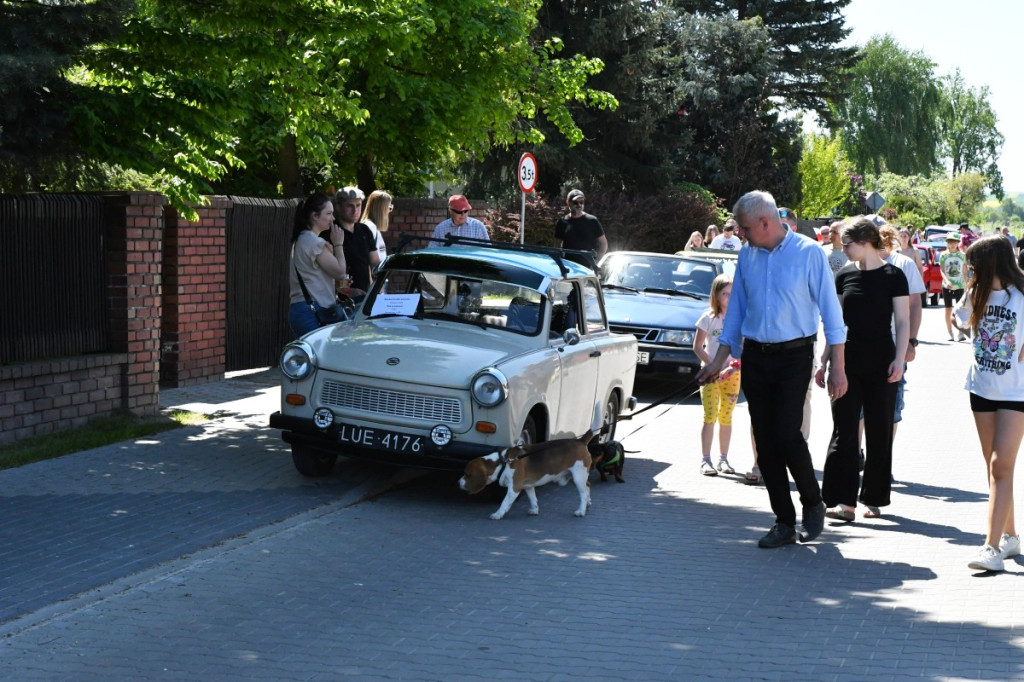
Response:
[610,324,659,342]
[320,381,463,423]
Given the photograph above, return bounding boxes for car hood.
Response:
[603,290,707,328]
[306,317,531,387]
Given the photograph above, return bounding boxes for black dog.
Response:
[588,441,625,483]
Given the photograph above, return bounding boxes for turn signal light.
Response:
[285,394,306,406]
[475,422,497,434]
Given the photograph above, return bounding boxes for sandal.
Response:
[863,506,882,518]
[744,465,762,485]
[825,505,855,522]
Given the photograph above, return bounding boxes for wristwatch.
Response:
[908,338,919,347]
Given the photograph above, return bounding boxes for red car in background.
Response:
[917,242,946,307]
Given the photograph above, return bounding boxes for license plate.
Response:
[338,423,423,453]
[637,351,650,365]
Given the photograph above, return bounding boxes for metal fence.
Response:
[0,195,110,365]
[225,196,298,371]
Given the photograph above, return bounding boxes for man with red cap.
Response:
[431,195,490,242]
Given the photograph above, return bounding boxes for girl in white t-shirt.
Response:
[954,236,1024,572]
[693,273,740,476]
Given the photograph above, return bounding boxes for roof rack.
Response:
[393,233,600,277]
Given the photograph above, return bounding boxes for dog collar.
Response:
[602,447,622,467]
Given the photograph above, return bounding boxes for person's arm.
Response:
[890,295,910,382]
[693,324,711,365]
[905,292,921,362]
[813,250,847,400]
[315,233,348,280]
[594,234,609,259]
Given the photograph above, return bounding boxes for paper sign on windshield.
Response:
[370,293,420,317]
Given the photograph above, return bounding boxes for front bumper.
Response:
[634,343,700,378]
[269,412,498,470]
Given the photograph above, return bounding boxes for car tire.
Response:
[601,392,620,443]
[291,445,337,477]
[519,414,537,446]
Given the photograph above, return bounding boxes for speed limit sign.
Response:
[518,153,537,193]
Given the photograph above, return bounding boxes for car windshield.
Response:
[600,253,718,298]
[364,268,545,335]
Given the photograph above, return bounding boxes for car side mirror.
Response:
[562,328,580,346]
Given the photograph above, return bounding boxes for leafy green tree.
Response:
[0,0,131,187]
[673,0,857,125]
[940,69,1004,199]
[831,35,942,177]
[938,172,986,224]
[797,133,853,218]
[867,172,945,225]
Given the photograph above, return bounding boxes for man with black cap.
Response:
[431,195,490,242]
[710,219,742,249]
[555,189,607,258]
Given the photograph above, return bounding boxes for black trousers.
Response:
[741,344,820,528]
[821,345,896,509]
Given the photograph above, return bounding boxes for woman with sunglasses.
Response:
[817,217,910,522]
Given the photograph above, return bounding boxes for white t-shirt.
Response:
[886,250,926,295]
[363,218,387,261]
[709,234,742,250]
[824,245,848,275]
[696,310,734,365]
[954,286,1024,401]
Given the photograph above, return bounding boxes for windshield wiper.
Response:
[602,283,638,292]
[642,287,705,300]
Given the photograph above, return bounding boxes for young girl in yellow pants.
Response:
[694,274,740,476]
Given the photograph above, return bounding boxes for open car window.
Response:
[367,268,545,335]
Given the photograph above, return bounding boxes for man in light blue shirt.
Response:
[697,190,847,549]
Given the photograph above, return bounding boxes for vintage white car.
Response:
[269,242,638,476]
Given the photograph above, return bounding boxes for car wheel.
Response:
[601,392,620,443]
[291,445,337,477]
[519,414,537,446]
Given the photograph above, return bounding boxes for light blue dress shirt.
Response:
[719,228,847,352]
[431,217,490,241]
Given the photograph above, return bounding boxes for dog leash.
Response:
[607,381,706,443]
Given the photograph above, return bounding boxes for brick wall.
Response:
[161,198,229,386]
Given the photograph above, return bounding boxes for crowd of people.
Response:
[691,190,1024,572]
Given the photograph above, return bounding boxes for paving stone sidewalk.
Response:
[2,310,1024,680]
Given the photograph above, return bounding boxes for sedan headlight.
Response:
[472,368,509,407]
[280,341,316,380]
[659,329,695,346]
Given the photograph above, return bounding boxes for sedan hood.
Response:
[306,317,530,387]
[603,290,707,329]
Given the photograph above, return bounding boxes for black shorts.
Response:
[942,287,964,308]
[970,393,1024,413]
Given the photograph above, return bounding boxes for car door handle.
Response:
[590,350,602,357]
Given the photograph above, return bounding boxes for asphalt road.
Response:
[0,307,1020,681]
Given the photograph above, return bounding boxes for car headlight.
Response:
[659,330,695,346]
[472,368,509,407]
[280,341,316,380]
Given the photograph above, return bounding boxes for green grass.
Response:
[0,409,210,471]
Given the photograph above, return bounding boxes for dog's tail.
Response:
[578,430,597,447]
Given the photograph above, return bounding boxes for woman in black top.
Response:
[817,217,910,521]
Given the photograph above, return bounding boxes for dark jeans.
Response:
[741,344,820,528]
[822,346,896,509]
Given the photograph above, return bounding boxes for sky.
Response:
[837,0,1023,193]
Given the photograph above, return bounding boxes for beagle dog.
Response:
[458,432,594,520]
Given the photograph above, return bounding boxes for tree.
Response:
[0,0,131,187]
[831,35,942,177]
[939,172,987,224]
[940,69,1005,199]
[8,0,613,212]
[672,0,857,125]
[797,133,853,218]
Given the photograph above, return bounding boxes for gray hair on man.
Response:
[335,186,365,202]
[732,190,779,224]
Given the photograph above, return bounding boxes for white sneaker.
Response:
[968,545,1004,572]
[717,458,735,474]
[1000,533,1021,559]
[959,332,968,342]
[700,459,718,476]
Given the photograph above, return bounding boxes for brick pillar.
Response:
[161,197,229,387]
[105,191,165,416]
[388,198,489,252]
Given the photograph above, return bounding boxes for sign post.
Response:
[517,153,537,245]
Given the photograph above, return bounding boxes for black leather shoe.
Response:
[758,523,796,548]
[800,501,826,542]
